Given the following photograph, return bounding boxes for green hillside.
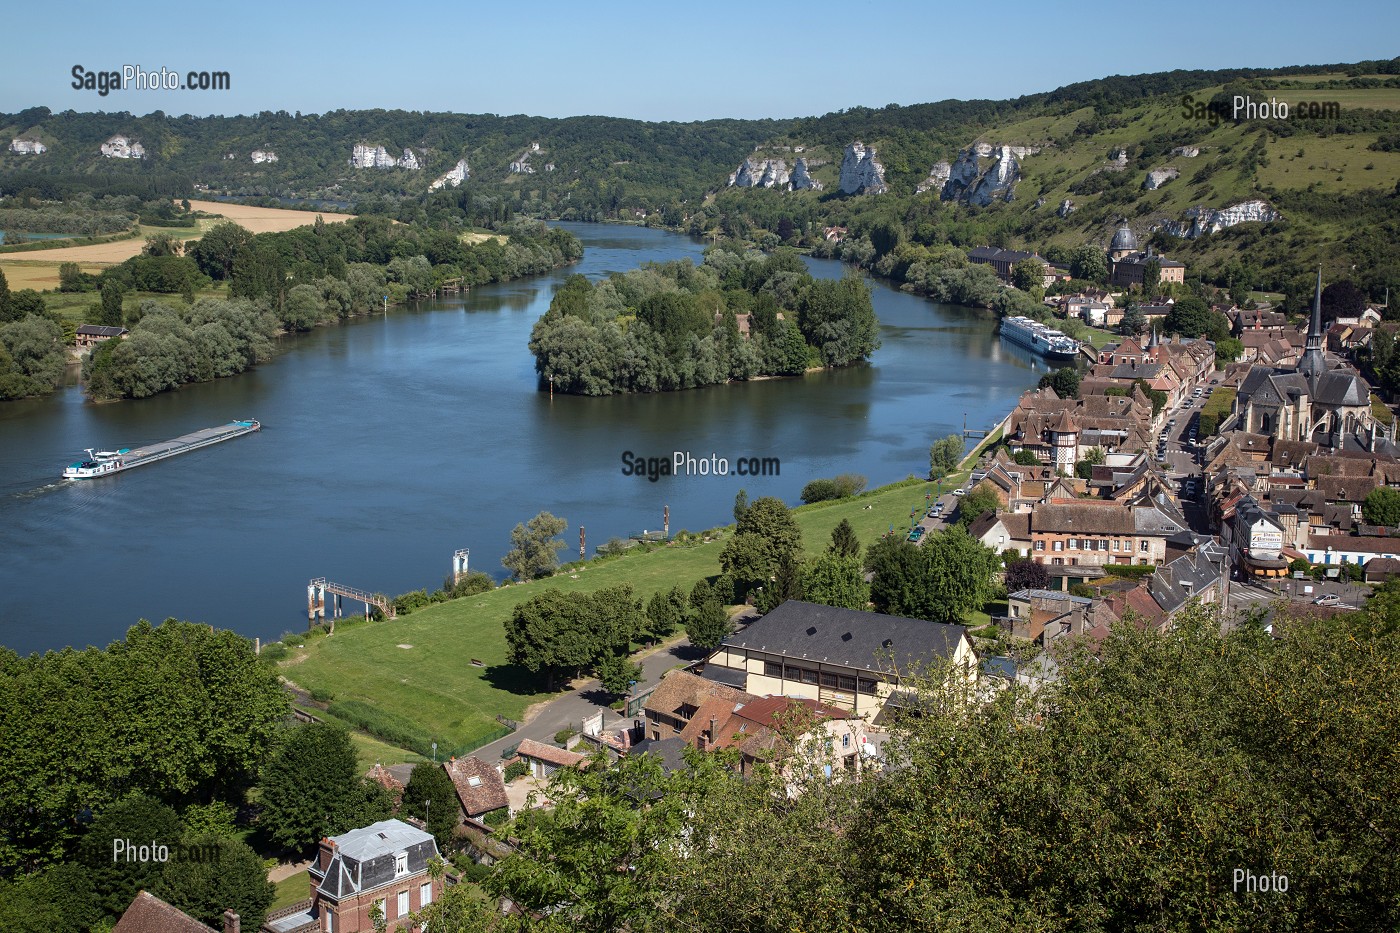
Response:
[3,59,1399,301]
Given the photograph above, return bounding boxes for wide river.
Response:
[0,223,1054,655]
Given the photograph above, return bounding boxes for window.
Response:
[1112,539,1120,552]
[802,669,819,685]
[1097,539,1108,552]
[842,733,851,749]
[784,666,803,680]
[1034,540,1045,552]
[1053,541,1063,552]
[838,675,857,691]
[421,881,433,906]
[1068,538,1078,550]
[394,852,408,876]
[1052,557,1063,566]
[1070,558,1079,566]
[820,672,838,688]
[857,678,878,695]
[324,909,333,933]
[764,661,782,677]
[397,890,410,918]
[373,900,386,924]
[1140,540,1149,552]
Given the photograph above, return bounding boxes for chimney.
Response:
[708,716,718,746]
[223,910,241,933]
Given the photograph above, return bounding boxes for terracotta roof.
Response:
[1031,502,1137,535]
[445,756,509,817]
[365,763,404,797]
[643,669,755,725]
[113,892,217,933]
[1315,474,1380,503]
[1308,534,1400,555]
[516,737,588,769]
[677,694,753,747]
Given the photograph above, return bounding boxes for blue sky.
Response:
[4,0,1397,121]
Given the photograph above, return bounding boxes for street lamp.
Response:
[432,742,437,764]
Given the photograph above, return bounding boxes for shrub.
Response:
[258,643,287,662]
[392,589,433,616]
[800,473,867,503]
[309,687,334,703]
[553,728,577,746]
[326,700,435,758]
[482,808,511,829]
[1103,564,1156,579]
[503,760,529,782]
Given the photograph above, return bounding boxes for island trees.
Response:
[529,247,878,396]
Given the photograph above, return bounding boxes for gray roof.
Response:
[1111,223,1138,251]
[720,600,968,675]
[1008,588,1091,606]
[76,324,128,337]
[1313,369,1369,407]
[312,819,438,901]
[700,663,748,688]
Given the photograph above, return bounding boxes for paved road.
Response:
[470,634,710,763]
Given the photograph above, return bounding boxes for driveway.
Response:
[470,633,706,763]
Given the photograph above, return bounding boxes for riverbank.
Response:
[280,430,1003,757]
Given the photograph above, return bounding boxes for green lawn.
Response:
[282,460,1001,755]
[270,870,310,911]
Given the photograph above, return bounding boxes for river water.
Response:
[0,223,1053,655]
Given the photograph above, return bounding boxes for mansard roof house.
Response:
[306,819,442,933]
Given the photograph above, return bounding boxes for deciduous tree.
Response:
[502,511,568,580]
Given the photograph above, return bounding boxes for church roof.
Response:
[1312,369,1370,407]
[1110,223,1139,252]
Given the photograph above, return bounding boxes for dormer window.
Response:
[394,852,408,876]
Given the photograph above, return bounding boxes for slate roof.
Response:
[113,892,217,933]
[311,819,439,901]
[1308,534,1400,554]
[75,324,129,338]
[719,600,968,675]
[629,736,692,774]
[445,756,508,817]
[1313,368,1369,407]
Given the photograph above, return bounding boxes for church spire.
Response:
[1298,266,1326,386]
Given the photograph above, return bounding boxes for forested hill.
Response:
[3,57,1400,298]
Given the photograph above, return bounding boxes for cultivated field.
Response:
[0,200,352,271]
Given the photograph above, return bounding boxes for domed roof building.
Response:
[1109,222,1139,260]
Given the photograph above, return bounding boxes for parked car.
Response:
[953,488,966,497]
[1313,593,1341,606]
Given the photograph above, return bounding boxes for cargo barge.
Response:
[62,420,260,480]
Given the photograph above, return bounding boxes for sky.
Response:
[3,0,1398,122]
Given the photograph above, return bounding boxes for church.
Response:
[1232,271,1377,449]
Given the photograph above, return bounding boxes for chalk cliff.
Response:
[251,149,278,163]
[8,138,46,155]
[429,159,471,191]
[351,143,420,169]
[100,135,144,159]
[838,142,887,195]
[1160,200,1282,239]
[791,158,822,191]
[917,161,951,195]
[939,143,1037,204]
[1144,167,1179,190]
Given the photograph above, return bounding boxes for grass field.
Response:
[283,426,1006,756]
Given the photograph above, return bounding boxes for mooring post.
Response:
[664,505,670,538]
[579,526,586,559]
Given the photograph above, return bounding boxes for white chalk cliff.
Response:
[1143,167,1179,190]
[351,143,420,169]
[9,138,46,155]
[429,159,471,191]
[251,149,278,163]
[1160,200,1282,239]
[790,158,822,191]
[838,142,887,195]
[100,135,145,159]
[938,143,1037,204]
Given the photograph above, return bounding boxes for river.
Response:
[0,223,1055,655]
